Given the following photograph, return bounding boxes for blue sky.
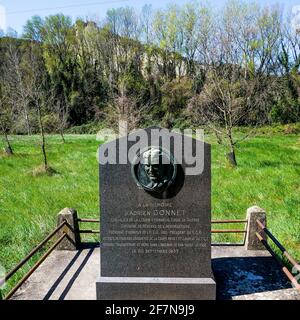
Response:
[0,0,299,34]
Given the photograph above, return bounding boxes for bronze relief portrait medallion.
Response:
[131,146,177,194]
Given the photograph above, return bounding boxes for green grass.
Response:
[0,128,299,296]
[0,135,100,296]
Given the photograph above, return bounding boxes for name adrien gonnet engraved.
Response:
[125,209,186,217]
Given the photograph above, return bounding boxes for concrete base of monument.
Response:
[96,276,216,300]
[10,246,300,300]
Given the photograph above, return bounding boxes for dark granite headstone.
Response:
[96,127,216,300]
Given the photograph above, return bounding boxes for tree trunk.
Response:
[0,121,13,155]
[41,136,48,170]
[60,127,65,144]
[37,106,48,170]
[26,115,31,136]
[227,150,237,167]
[24,107,31,136]
[227,132,237,167]
[215,131,223,145]
[3,132,13,155]
[57,100,66,144]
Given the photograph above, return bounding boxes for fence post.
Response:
[56,208,81,250]
[245,206,267,251]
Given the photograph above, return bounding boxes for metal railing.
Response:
[212,219,247,233]
[77,217,100,235]
[77,217,249,244]
[0,216,251,299]
[256,219,300,292]
[1,221,71,300]
[2,214,299,299]
[211,219,248,245]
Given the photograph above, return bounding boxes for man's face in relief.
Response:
[142,149,165,183]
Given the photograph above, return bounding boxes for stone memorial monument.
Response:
[96,127,216,300]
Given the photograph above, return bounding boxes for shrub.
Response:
[42,114,60,133]
[66,122,108,134]
[161,78,193,115]
[11,111,39,134]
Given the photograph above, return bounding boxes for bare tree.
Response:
[188,70,274,166]
[4,41,32,135]
[140,4,153,45]
[28,44,55,172]
[189,1,281,166]
[0,86,14,155]
[54,98,68,143]
[275,16,300,122]
[34,93,49,170]
[180,2,202,76]
[105,81,151,135]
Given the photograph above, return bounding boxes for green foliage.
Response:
[161,78,193,115]
[66,122,107,134]
[23,16,44,42]
[42,114,60,133]
[271,97,300,124]
[119,61,148,98]
[1,1,300,133]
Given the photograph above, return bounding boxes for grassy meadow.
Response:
[0,126,299,296]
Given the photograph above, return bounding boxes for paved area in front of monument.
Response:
[11,244,300,300]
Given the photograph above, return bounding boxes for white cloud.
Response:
[0,5,6,32]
